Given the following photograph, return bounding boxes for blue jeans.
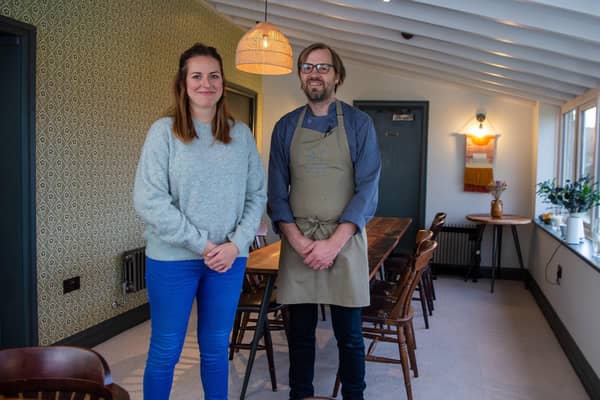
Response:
[143,257,246,400]
[286,304,366,400]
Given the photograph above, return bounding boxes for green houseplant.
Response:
[537,176,600,244]
[536,176,600,214]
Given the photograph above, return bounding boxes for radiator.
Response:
[122,247,146,293]
[432,225,481,266]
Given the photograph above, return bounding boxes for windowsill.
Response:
[535,220,600,275]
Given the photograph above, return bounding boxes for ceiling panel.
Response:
[204,0,600,104]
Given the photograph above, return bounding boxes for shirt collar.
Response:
[306,101,337,118]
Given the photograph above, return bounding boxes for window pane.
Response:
[562,110,576,183]
[581,106,597,179]
[581,106,597,226]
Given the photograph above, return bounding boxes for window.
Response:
[558,93,600,234]
[560,109,576,183]
[581,106,597,180]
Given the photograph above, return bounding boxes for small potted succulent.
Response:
[537,176,600,243]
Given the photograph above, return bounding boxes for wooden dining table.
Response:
[237,216,411,399]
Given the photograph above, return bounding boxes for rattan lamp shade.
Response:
[235,22,293,75]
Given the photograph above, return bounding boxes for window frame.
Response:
[558,93,600,237]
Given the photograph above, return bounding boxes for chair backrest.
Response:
[429,212,447,240]
[0,346,129,400]
[414,229,433,248]
[250,221,269,251]
[389,239,437,320]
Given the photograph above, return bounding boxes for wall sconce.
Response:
[235,0,293,75]
[464,112,497,145]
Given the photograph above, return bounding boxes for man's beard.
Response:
[302,79,334,102]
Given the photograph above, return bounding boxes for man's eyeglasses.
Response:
[300,63,334,74]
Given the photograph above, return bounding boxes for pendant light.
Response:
[235,0,293,75]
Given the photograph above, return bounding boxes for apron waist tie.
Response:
[296,216,339,240]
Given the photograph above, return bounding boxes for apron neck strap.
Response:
[335,100,344,132]
[296,100,344,132]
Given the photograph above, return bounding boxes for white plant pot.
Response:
[566,214,584,244]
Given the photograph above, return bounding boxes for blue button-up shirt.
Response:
[268,101,381,233]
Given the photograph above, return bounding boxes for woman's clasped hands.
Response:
[203,241,239,272]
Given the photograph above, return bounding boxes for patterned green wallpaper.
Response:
[0,0,263,345]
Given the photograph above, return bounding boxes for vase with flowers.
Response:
[487,180,508,218]
[537,176,600,244]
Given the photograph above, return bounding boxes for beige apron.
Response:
[277,101,370,307]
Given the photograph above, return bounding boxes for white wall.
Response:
[261,51,536,267]
[529,228,600,376]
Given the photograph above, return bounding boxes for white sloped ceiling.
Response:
[204,0,600,105]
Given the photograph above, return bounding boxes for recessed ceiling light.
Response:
[383,0,391,2]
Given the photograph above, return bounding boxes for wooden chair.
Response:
[381,212,446,328]
[373,228,435,328]
[0,346,129,400]
[250,221,269,251]
[416,212,446,315]
[229,221,287,392]
[229,277,287,391]
[333,239,438,400]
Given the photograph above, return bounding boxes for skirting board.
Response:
[54,303,149,348]
[527,275,599,399]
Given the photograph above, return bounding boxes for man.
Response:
[268,43,381,400]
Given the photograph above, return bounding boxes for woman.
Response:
[133,43,266,400]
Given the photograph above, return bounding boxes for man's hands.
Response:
[302,239,341,270]
[279,222,315,258]
[203,240,239,272]
[279,222,357,270]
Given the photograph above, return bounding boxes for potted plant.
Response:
[536,176,600,243]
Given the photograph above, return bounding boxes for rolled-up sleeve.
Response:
[339,114,381,232]
[267,119,295,233]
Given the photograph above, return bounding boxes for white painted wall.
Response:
[529,228,600,376]
[261,50,536,267]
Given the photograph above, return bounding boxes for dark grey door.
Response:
[0,17,37,348]
[355,101,428,252]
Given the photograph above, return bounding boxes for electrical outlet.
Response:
[63,276,80,294]
[556,265,563,285]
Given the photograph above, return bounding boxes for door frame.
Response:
[354,100,429,229]
[0,15,38,347]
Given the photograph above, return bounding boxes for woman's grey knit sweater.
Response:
[133,117,266,261]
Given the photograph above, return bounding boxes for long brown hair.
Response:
[168,43,233,143]
[297,42,346,92]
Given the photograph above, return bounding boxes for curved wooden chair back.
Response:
[429,212,447,240]
[389,239,438,321]
[0,346,129,400]
[381,229,432,284]
[415,229,433,248]
[251,221,269,251]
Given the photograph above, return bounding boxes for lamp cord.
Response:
[544,242,562,285]
[264,0,268,22]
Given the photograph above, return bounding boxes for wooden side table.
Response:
[466,214,531,293]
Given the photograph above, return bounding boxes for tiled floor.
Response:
[94,277,590,399]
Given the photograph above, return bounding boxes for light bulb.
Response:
[262,35,269,49]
